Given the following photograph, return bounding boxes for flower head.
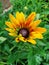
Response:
[5,12,46,44]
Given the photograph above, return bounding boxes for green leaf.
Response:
[46,53,49,62]
[43,63,49,65]
[35,55,42,65]
[7,51,28,64]
[44,42,49,51]
[0,37,7,44]
[44,25,49,29]
[41,10,49,15]
[37,40,46,46]
[0,63,4,65]
[28,48,36,65]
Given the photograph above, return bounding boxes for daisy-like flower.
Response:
[5,12,46,44]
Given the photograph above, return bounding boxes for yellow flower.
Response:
[5,12,46,44]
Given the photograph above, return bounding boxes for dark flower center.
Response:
[18,28,29,38]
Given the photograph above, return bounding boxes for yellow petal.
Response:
[16,12,25,22]
[27,38,36,44]
[35,27,46,33]
[5,28,15,33]
[16,12,25,28]
[19,37,25,42]
[9,33,17,37]
[15,38,19,42]
[9,14,20,28]
[20,12,25,21]
[32,20,41,28]
[18,34,24,42]
[25,12,36,26]
[29,34,35,39]
[31,32,43,39]
[5,21,14,29]
[18,34,26,42]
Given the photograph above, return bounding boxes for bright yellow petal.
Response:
[25,12,36,26]
[17,34,26,42]
[5,28,15,33]
[20,12,25,22]
[16,12,25,22]
[31,32,43,39]
[19,37,25,42]
[29,34,35,39]
[35,27,46,33]
[15,38,19,42]
[27,38,36,44]
[5,21,14,29]
[18,34,24,42]
[9,14,20,28]
[9,33,17,37]
[16,12,25,28]
[32,20,41,28]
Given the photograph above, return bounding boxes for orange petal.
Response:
[28,20,41,32]
[35,27,46,33]
[32,20,41,28]
[25,12,36,26]
[28,25,34,32]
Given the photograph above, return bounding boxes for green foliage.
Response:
[0,2,3,14]
[0,0,49,65]
[0,37,7,44]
